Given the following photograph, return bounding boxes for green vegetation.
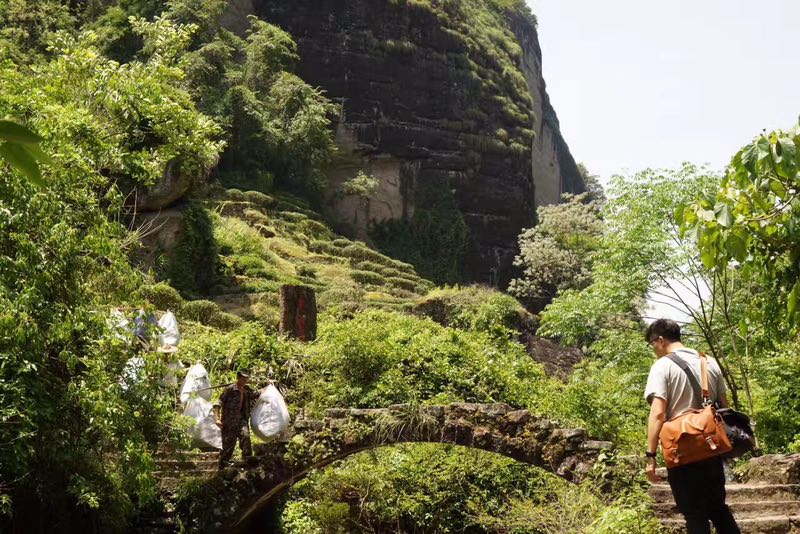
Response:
[6,1,798,532]
[372,179,468,284]
[416,285,531,339]
[0,8,221,527]
[277,445,657,534]
[296,309,564,416]
[509,193,604,307]
[676,119,800,450]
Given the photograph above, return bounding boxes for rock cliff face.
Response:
[222,0,583,286]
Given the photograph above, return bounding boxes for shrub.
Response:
[180,299,222,324]
[278,444,561,533]
[308,240,340,256]
[213,216,276,263]
[180,300,242,330]
[340,243,397,266]
[296,264,317,279]
[355,261,386,274]
[136,282,185,312]
[231,254,276,279]
[386,277,419,293]
[299,219,333,240]
[350,270,386,286]
[242,190,274,208]
[298,310,564,417]
[242,208,270,226]
[415,285,528,339]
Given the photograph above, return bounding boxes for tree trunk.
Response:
[279,285,317,341]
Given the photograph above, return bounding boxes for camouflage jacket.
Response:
[214,384,259,424]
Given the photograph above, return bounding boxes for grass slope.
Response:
[185,186,434,325]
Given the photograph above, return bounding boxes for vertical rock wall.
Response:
[223,0,584,286]
[509,12,584,207]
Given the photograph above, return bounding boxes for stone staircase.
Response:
[133,450,221,533]
[649,468,800,533]
[154,450,219,492]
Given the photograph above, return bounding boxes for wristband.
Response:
[645,451,657,459]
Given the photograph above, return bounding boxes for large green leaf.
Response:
[788,280,800,317]
[674,203,686,226]
[22,142,54,165]
[0,120,42,144]
[724,232,747,262]
[714,203,733,227]
[0,142,44,188]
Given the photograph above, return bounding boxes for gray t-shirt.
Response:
[644,348,726,420]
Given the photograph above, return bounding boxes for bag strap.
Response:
[699,353,710,402]
[666,352,708,408]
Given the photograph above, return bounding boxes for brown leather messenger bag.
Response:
[659,352,732,468]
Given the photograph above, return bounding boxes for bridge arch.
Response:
[175,403,612,532]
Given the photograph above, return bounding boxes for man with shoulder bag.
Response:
[643,319,741,534]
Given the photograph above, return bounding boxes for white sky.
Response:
[527,0,800,186]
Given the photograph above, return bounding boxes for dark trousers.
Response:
[667,457,740,534]
[219,419,252,468]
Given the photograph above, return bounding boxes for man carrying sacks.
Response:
[644,319,740,534]
[214,370,259,469]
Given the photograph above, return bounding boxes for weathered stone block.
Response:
[743,454,800,485]
[324,408,349,419]
[293,419,325,432]
[550,428,587,442]
[477,403,514,417]
[580,440,613,451]
[504,410,532,426]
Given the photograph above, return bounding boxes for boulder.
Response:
[742,454,800,485]
[130,159,206,212]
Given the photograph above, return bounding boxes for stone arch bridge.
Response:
[159,402,612,532]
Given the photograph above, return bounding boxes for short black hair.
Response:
[645,319,681,343]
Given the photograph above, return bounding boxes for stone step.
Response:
[661,515,800,534]
[133,514,178,534]
[655,500,800,520]
[650,484,800,504]
[154,468,218,478]
[156,450,219,461]
[155,459,218,471]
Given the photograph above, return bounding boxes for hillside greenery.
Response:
[2,0,798,532]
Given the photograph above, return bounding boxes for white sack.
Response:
[163,360,184,388]
[180,363,212,404]
[109,309,131,341]
[183,397,222,449]
[120,355,145,391]
[250,384,290,440]
[158,310,181,347]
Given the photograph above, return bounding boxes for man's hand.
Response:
[645,457,660,483]
[215,419,223,429]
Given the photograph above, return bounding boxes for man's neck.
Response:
[659,341,686,358]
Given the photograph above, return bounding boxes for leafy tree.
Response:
[679,119,800,327]
[0,0,75,59]
[536,165,753,448]
[508,193,603,308]
[0,18,222,529]
[677,119,800,449]
[578,162,607,207]
[341,170,379,200]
